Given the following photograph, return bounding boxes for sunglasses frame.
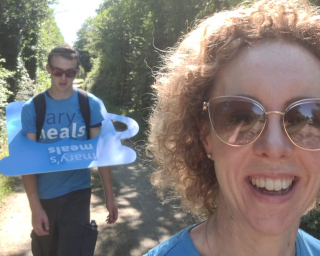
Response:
[49,65,78,78]
[203,95,320,151]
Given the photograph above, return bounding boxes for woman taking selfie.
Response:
[145,0,320,255]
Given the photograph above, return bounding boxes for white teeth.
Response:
[282,180,287,189]
[250,177,294,191]
[265,179,274,190]
[274,180,282,191]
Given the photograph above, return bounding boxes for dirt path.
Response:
[0,155,194,256]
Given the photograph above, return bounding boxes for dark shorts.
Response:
[31,188,97,256]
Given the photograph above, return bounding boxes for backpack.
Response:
[33,89,91,141]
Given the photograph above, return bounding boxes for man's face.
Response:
[46,55,79,98]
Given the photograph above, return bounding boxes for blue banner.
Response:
[0,99,139,176]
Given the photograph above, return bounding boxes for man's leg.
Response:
[30,198,59,256]
[57,188,91,256]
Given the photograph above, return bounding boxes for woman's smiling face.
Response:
[202,41,320,235]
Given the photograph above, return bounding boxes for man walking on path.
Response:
[21,45,118,256]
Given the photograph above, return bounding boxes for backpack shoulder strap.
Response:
[33,92,46,141]
[77,88,91,139]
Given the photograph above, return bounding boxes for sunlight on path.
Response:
[0,186,32,256]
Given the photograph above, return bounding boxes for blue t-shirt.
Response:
[21,88,104,199]
[144,225,320,256]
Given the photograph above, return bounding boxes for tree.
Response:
[34,9,65,92]
[0,0,55,101]
[0,0,64,147]
[75,0,244,129]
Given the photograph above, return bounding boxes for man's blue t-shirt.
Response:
[21,88,104,199]
[144,225,320,256]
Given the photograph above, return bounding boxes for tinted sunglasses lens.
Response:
[209,100,265,145]
[284,102,320,150]
[52,69,63,77]
[65,70,77,78]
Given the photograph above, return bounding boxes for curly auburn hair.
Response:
[146,0,320,219]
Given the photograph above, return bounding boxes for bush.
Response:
[300,205,320,239]
[0,59,14,152]
[13,57,36,101]
[35,68,51,93]
[0,174,15,203]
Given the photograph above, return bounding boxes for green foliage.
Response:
[0,0,63,102]
[75,0,245,132]
[309,0,320,6]
[82,57,101,92]
[35,68,51,93]
[0,124,14,203]
[0,60,14,105]
[0,60,12,175]
[73,0,245,143]
[34,9,65,93]
[13,57,37,101]
[0,60,14,146]
[77,66,87,80]
[300,205,320,239]
[0,0,51,71]
[36,8,65,67]
[0,174,15,203]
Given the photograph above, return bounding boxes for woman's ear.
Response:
[198,119,214,159]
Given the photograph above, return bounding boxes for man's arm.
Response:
[22,132,49,236]
[90,126,118,224]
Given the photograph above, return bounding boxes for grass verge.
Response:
[0,136,15,203]
[0,174,15,203]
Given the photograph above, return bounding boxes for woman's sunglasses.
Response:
[50,67,78,78]
[203,96,320,151]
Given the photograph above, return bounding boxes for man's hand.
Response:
[97,165,118,225]
[32,207,50,236]
[91,126,118,224]
[106,197,118,224]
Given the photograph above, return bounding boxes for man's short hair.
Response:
[48,45,80,68]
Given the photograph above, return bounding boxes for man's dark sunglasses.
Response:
[50,66,78,78]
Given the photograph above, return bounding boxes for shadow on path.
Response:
[91,152,194,256]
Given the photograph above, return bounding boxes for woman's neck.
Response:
[190,207,298,256]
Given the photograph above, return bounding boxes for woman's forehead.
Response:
[211,41,320,106]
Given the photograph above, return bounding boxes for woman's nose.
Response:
[253,113,294,159]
